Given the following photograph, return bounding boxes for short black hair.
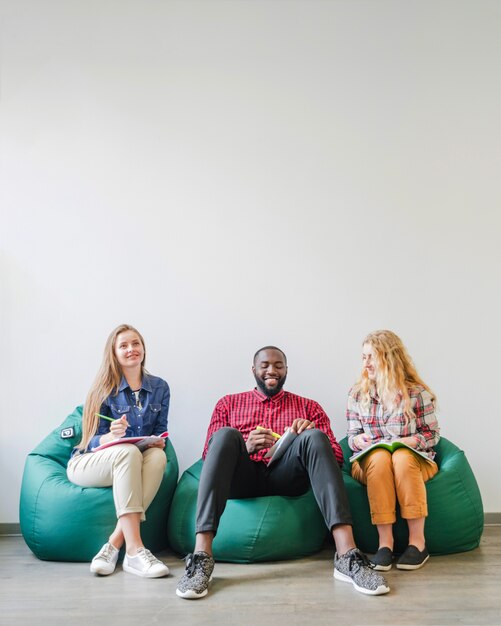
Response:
[253,346,287,365]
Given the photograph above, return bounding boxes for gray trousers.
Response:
[196,427,353,535]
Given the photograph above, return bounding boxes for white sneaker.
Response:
[123,548,169,578]
[90,542,119,576]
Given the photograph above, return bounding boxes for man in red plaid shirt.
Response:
[176,347,390,600]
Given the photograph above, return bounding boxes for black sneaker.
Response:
[176,551,215,599]
[334,548,390,596]
[396,545,429,570]
[370,547,393,571]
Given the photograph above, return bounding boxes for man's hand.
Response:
[290,419,315,435]
[246,428,276,454]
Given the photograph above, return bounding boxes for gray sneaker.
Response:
[334,548,390,595]
[176,551,215,599]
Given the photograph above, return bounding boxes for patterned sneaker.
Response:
[370,547,393,571]
[334,548,390,595]
[90,542,120,576]
[123,548,169,578]
[176,551,215,599]
[396,545,429,570]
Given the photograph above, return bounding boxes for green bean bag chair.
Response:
[20,405,179,562]
[339,437,484,555]
[167,459,328,563]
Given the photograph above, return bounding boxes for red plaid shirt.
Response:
[202,388,343,466]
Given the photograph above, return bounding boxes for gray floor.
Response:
[1,527,500,626]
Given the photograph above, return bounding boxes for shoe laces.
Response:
[347,549,374,572]
[137,548,158,565]
[184,553,197,577]
[100,543,116,562]
[184,552,210,577]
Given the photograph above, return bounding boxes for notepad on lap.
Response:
[349,439,436,465]
[91,432,169,452]
[264,429,297,465]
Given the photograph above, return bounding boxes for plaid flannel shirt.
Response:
[202,388,343,466]
[346,385,440,457]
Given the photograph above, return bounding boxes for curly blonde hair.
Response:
[353,330,434,415]
[77,324,147,450]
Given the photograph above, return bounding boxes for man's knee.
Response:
[296,429,336,462]
[207,427,245,454]
[301,428,330,448]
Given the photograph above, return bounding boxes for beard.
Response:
[254,374,287,397]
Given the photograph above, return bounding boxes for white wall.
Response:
[1,0,500,523]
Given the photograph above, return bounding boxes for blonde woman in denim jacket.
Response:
[67,324,170,578]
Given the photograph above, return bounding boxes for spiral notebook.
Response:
[91,432,169,452]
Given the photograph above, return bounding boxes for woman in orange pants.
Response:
[346,330,440,571]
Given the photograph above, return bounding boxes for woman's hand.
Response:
[109,415,129,439]
[398,436,418,448]
[353,433,371,449]
[246,428,276,454]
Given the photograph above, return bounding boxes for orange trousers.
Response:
[351,448,438,525]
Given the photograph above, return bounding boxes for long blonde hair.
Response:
[77,324,147,450]
[353,330,434,415]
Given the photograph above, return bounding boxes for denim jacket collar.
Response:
[118,372,153,393]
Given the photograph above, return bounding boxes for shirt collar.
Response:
[369,385,402,404]
[252,387,286,403]
[118,376,129,392]
[118,373,152,393]
[141,373,152,393]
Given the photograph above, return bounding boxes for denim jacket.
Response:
[86,373,170,452]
